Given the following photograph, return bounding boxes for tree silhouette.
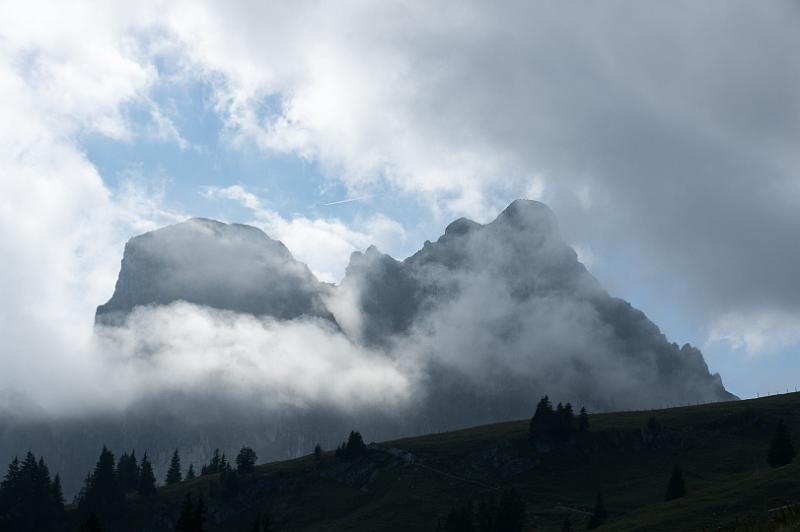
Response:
[586,492,607,529]
[79,446,124,520]
[166,448,182,485]
[578,407,589,433]
[0,452,66,532]
[193,496,207,532]
[336,431,368,459]
[176,494,194,532]
[767,419,796,468]
[186,464,196,481]
[116,450,139,492]
[137,452,157,496]
[664,465,686,501]
[236,447,258,474]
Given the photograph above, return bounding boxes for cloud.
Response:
[94,302,412,412]
[708,311,800,356]
[203,184,406,282]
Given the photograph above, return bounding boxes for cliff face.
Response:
[95,218,334,326]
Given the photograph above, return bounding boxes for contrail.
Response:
[316,197,366,207]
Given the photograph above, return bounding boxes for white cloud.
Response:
[203,185,406,282]
[708,311,800,356]
[95,302,412,411]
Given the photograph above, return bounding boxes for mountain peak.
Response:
[95,218,333,326]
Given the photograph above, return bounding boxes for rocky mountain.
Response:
[96,217,334,326]
[342,200,732,411]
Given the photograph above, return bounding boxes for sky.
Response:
[1,0,799,404]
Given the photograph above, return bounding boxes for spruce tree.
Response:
[236,447,257,474]
[193,496,207,532]
[117,450,139,492]
[186,464,196,481]
[529,396,555,442]
[137,452,157,496]
[586,492,607,530]
[80,446,124,519]
[767,419,796,468]
[51,473,65,517]
[166,448,182,485]
[175,494,193,532]
[664,464,686,501]
[578,407,589,433]
[342,431,368,458]
[314,444,323,461]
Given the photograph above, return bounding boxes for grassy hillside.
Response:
[70,393,800,531]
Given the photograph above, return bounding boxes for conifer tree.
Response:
[175,494,193,532]
[314,444,323,461]
[186,464,196,481]
[117,450,139,492]
[51,473,65,516]
[236,447,258,474]
[586,492,607,530]
[166,448,183,485]
[80,446,124,519]
[0,452,66,532]
[664,464,686,501]
[767,419,796,468]
[578,407,589,433]
[137,452,157,496]
[529,396,555,442]
[193,496,207,532]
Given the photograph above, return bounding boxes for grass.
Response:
[70,392,800,531]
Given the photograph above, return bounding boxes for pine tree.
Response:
[137,452,157,496]
[186,464,196,481]
[202,449,222,475]
[117,450,139,492]
[193,496,207,532]
[236,447,258,474]
[314,444,323,461]
[586,492,607,530]
[175,494,193,532]
[166,448,182,485]
[578,407,589,433]
[51,473,65,516]
[664,464,686,501]
[342,431,368,459]
[529,396,555,442]
[80,446,124,519]
[767,419,796,468]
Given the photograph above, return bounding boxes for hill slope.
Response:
[73,392,800,531]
